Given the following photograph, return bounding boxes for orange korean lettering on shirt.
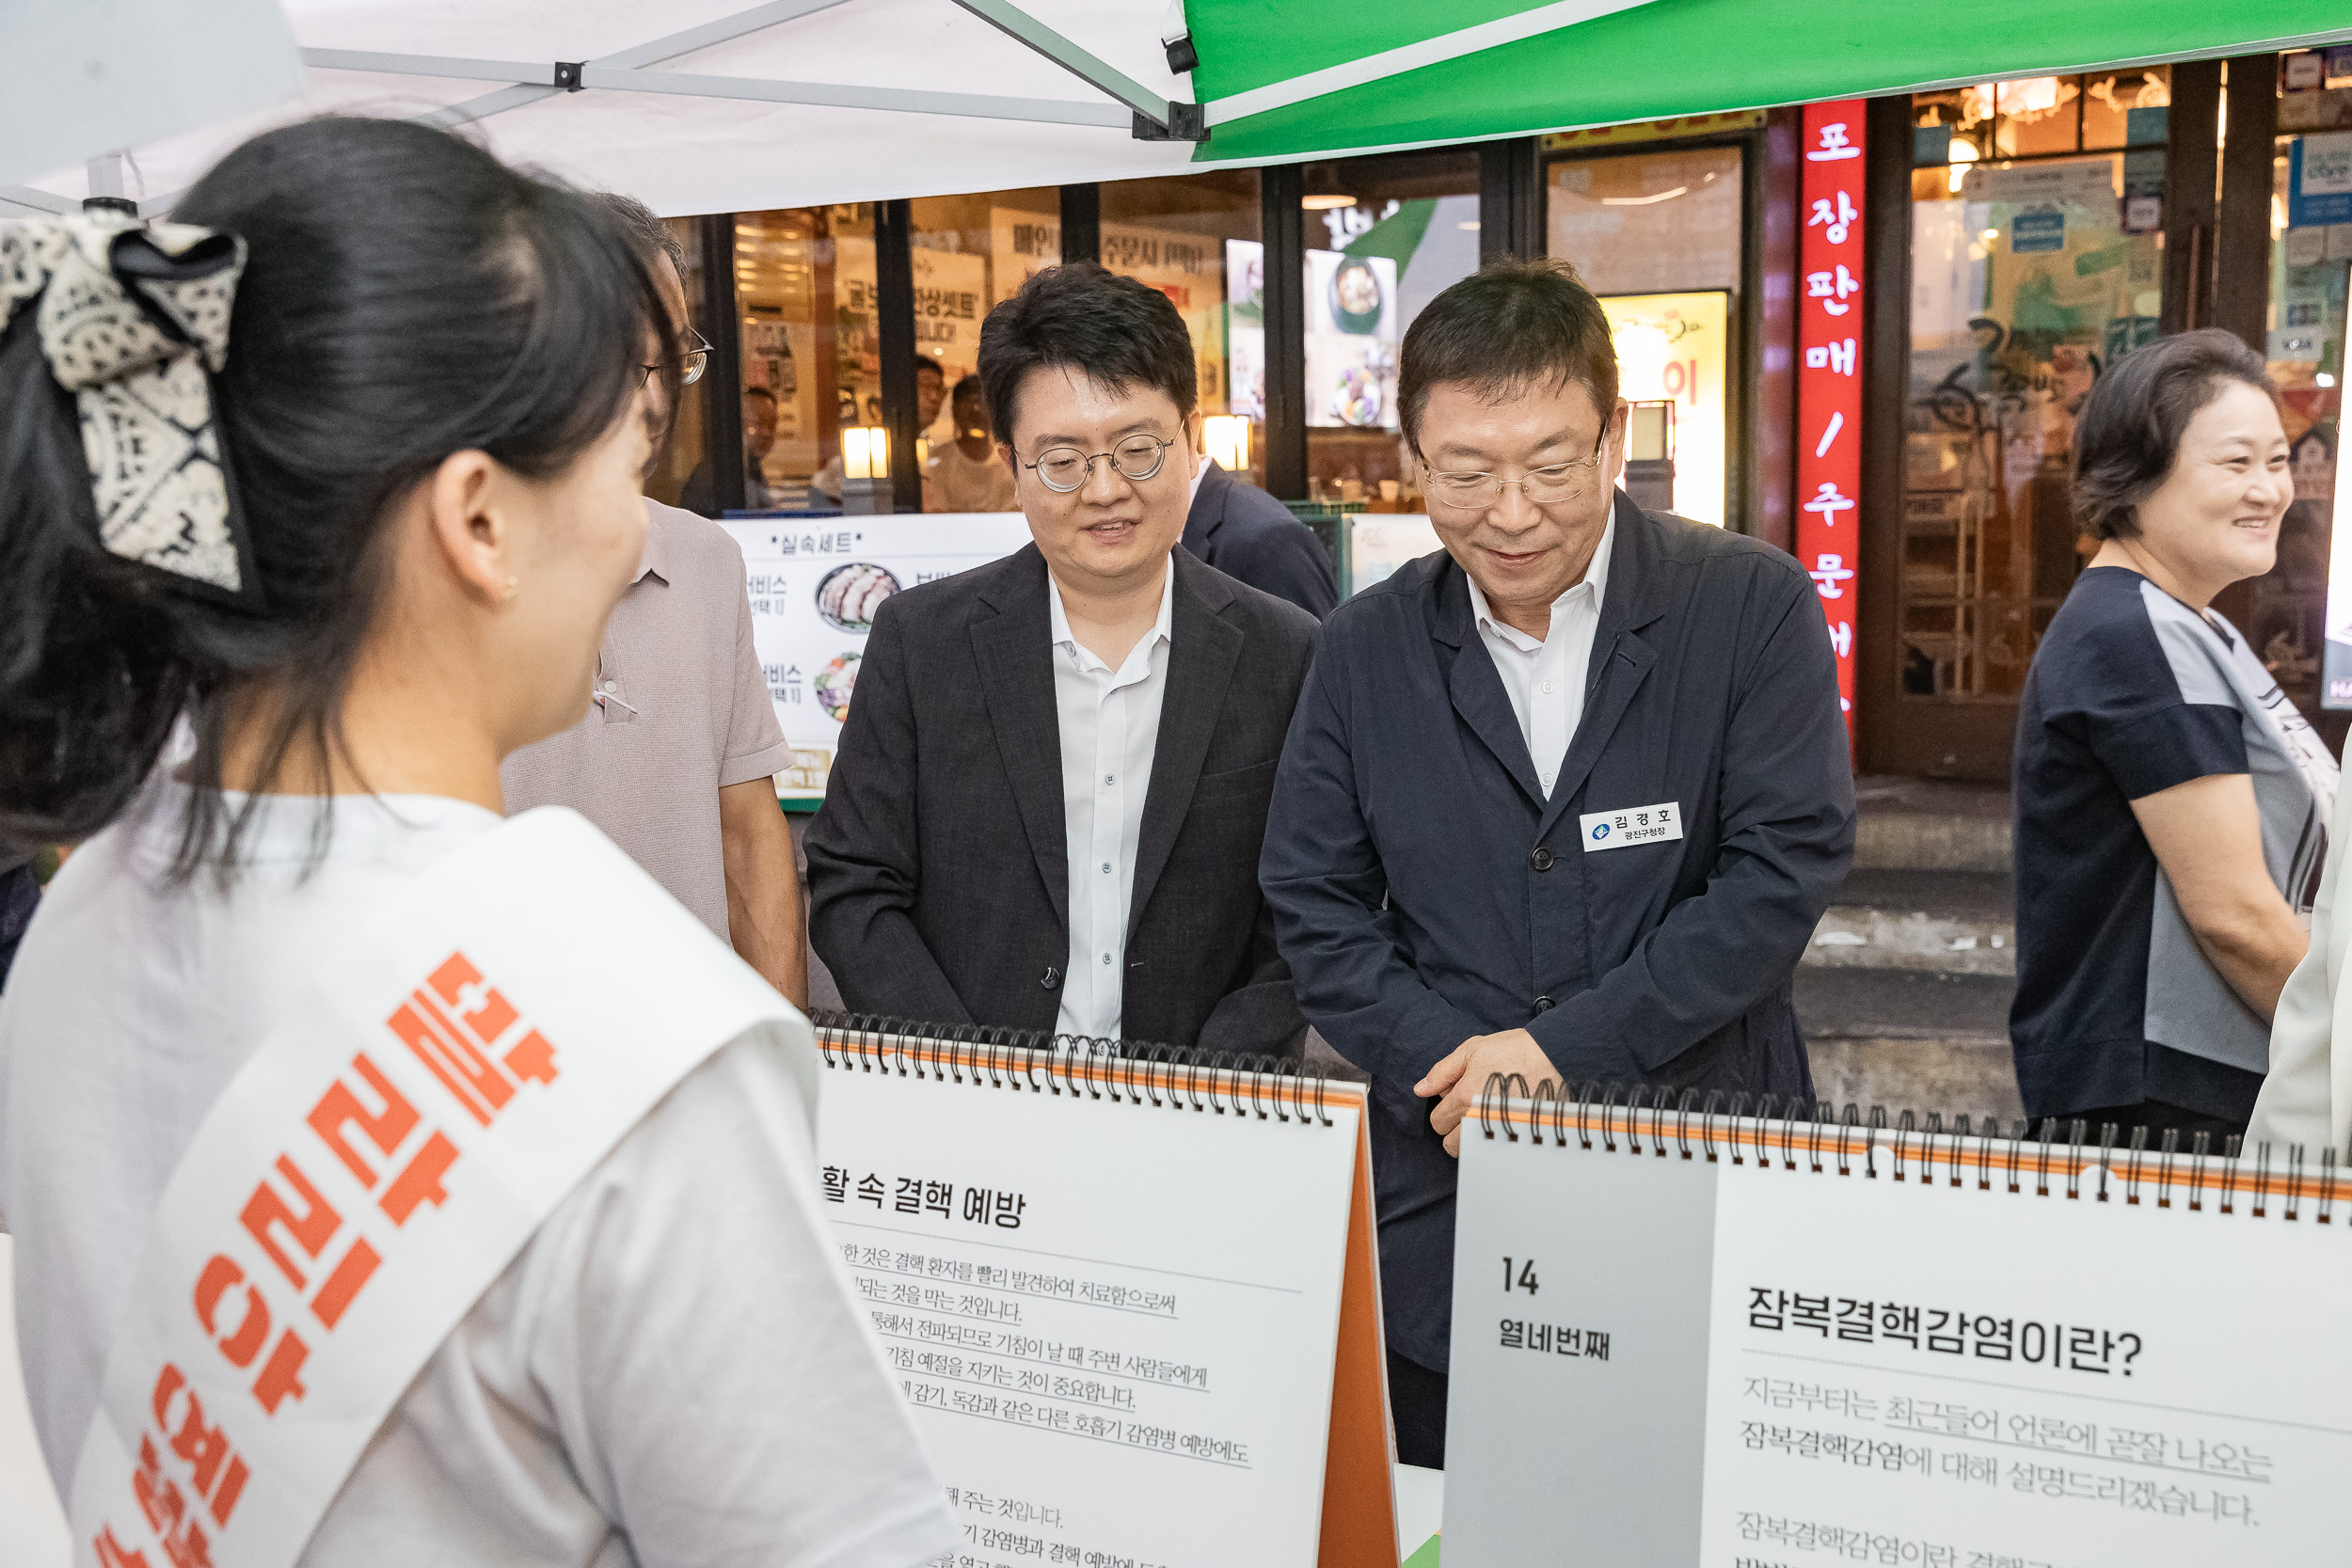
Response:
[387,994,512,1126]
[238,1154,340,1291]
[133,1434,183,1537]
[379,1130,459,1225]
[427,952,520,1052]
[191,1256,270,1368]
[502,1029,559,1087]
[141,1362,251,1528]
[96,1522,153,1568]
[251,1326,309,1416]
[306,1053,420,1188]
[309,1237,381,1329]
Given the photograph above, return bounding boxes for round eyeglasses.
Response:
[1421,436,1607,512]
[642,326,715,388]
[1021,435,1178,494]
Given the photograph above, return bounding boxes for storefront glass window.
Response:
[1101,171,1263,486]
[1273,151,1481,508]
[2270,55,2352,712]
[1900,73,2169,700]
[1549,145,1743,525]
[720,204,878,514]
[908,186,1057,509]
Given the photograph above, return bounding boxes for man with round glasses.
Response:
[506,193,807,1005]
[806,262,1318,1060]
[1260,256,1854,1466]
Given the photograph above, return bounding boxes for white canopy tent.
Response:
[0,0,1212,221]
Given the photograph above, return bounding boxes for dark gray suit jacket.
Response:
[1262,493,1854,1370]
[807,543,1320,1055]
[1181,460,1337,620]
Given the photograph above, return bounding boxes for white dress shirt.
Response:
[1049,559,1176,1040]
[1463,518,1614,798]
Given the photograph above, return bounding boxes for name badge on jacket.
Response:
[1580,802,1684,852]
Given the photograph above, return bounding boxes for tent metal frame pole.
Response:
[946,0,1200,139]
[573,67,1127,127]
[308,0,1180,137]
[1,185,75,214]
[310,43,1131,131]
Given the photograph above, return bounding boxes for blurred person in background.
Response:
[685,385,778,513]
[0,117,948,1565]
[504,194,806,1007]
[1182,436,1336,619]
[923,374,1016,513]
[2011,330,2335,1143]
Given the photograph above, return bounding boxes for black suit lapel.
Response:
[969,551,1069,928]
[1538,495,1667,839]
[1431,561,1547,808]
[1128,554,1242,940]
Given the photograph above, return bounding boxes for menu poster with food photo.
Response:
[1226,238,1266,420]
[1305,249,1400,430]
[723,515,1035,800]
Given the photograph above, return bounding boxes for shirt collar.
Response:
[1463,515,1614,648]
[633,498,672,586]
[1047,554,1176,673]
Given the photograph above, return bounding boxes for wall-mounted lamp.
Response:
[1200,415,1251,475]
[842,425,893,515]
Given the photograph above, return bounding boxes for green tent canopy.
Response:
[1186,0,2352,164]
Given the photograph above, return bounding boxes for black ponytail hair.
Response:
[0,116,673,874]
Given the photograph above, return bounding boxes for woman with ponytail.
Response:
[0,118,949,1565]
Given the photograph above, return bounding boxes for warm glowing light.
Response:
[1601,186,1689,207]
[1201,415,1251,473]
[1947,138,1979,194]
[842,426,890,480]
[1300,194,1356,210]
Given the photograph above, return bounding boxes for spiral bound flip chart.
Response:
[808,1015,1397,1568]
[1444,1086,2352,1566]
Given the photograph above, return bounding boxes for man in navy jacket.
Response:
[1182,458,1336,619]
[1260,258,1853,1466]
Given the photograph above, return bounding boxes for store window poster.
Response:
[1305,249,1401,430]
[2291,134,2352,229]
[1599,291,1729,528]
[1226,239,1266,420]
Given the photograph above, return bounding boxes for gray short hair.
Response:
[589,192,687,278]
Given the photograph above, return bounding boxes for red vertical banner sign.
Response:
[1797,101,1865,740]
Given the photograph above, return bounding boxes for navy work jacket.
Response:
[1260,494,1854,1370]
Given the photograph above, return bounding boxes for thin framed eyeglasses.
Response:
[642,326,715,388]
[1021,434,1178,494]
[1421,434,1607,512]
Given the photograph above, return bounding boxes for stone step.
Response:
[1803,868,2015,975]
[1852,775,2012,874]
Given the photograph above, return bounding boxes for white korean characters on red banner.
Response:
[1798,101,1865,734]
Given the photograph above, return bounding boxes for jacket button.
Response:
[1041,967,1061,990]
[1530,846,1556,872]
[1534,996,1554,1012]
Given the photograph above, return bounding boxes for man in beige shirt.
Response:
[503,195,807,1004]
[922,375,1016,514]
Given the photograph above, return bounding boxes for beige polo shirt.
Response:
[501,499,792,940]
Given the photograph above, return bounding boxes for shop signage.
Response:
[2289,134,2352,229]
[1539,110,1766,153]
[1797,101,1865,736]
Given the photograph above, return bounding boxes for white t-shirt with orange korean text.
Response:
[0,786,952,1567]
